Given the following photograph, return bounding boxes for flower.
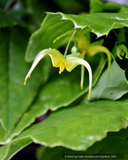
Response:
[54,30,111,77]
[75,31,111,77]
[116,44,128,60]
[24,48,92,99]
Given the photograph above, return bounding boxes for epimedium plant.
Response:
[0,0,128,159]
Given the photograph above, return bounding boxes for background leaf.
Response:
[85,127,128,160]
[8,67,91,140]
[25,12,74,62]
[36,127,128,160]
[53,0,87,14]
[0,12,18,28]
[0,122,6,144]
[90,0,122,13]
[9,54,104,141]
[0,137,32,160]
[2,98,128,159]
[0,1,27,28]
[15,98,128,151]
[89,61,128,101]
[0,27,50,143]
[27,0,61,25]
[25,11,128,61]
[101,0,128,7]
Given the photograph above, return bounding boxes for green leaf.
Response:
[0,12,16,27]
[8,68,90,140]
[25,12,74,62]
[36,128,128,160]
[58,12,128,36]
[102,0,128,7]
[0,27,50,143]
[85,127,128,160]
[90,0,121,13]
[0,0,10,8]
[16,98,128,151]
[0,11,25,28]
[89,61,128,101]
[27,0,49,24]
[54,0,86,14]
[0,122,6,144]
[0,137,32,160]
[25,11,128,61]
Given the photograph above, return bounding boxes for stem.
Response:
[74,28,81,46]
[93,54,105,80]
[64,29,77,58]
[112,30,121,44]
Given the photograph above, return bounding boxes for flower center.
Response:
[59,63,65,74]
[80,49,87,58]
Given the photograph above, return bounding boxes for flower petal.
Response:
[48,49,65,67]
[76,31,89,49]
[65,57,92,99]
[24,49,65,85]
[81,65,84,89]
[88,45,111,77]
[75,31,90,57]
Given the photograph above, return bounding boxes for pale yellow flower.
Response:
[54,30,111,77]
[75,31,111,77]
[24,48,92,99]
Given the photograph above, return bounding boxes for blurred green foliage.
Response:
[0,0,128,159]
